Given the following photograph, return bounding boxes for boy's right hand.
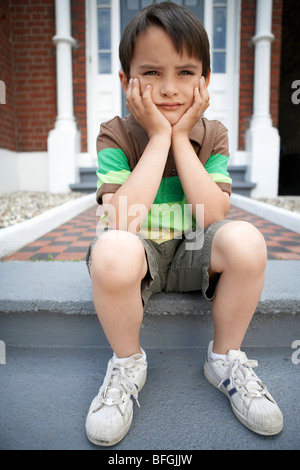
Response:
[126,78,172,140]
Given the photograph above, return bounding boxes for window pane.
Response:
[97,0,111,5]
[142,0,153,7]
[213,0,227,5]
[185,0,197,6]
[128,0,139,9]
[98,53,111,74]
[98,8,111,50]
[213,52,225,73]
[213,7,226,49]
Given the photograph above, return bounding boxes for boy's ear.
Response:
[205,70,211,87]
[119,70,129,92]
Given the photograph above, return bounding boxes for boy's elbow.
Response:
[203,192,230,227]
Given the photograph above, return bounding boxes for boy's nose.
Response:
[160,81,178,97]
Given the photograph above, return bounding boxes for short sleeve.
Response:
[205,122,232,195]
[96,118,132,203]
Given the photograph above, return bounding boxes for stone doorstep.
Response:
[0,260,299,317]
[0,260,299,351]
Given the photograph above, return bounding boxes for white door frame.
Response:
[86,0,121,165]
[204,0,241,160]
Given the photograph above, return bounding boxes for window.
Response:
[212,0,227,73]
[97,0,112,74]
[123,1,203,33]
[127,1,199,9]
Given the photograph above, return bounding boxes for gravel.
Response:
[0,191,86,229]
[255,197,300,213]
[0,191,299,230]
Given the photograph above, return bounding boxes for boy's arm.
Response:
[171,78,230,227]
[104,79,171,233]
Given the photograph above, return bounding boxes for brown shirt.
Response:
[96,114,232,204]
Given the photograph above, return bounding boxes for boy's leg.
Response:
[208,221,267,354]
[90,230,148,358]
[205,221,283,435]
[86,230,148,446]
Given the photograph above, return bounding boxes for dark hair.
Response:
[119,1,210,80]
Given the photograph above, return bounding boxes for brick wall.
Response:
[7,0,56,152]
[0,0,16,150]
[238,0,256,150]
[238,0,282,150]
[71,0,87,153]
[0,0,88,154]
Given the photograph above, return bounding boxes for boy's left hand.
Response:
[172,77,210,138]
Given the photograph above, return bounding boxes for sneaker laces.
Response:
[93,357,142,412]
[220,356,267,399]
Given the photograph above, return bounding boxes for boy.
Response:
[85,2,283,446]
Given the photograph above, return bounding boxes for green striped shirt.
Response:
[96,114,232,242]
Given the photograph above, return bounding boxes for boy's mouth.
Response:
[157,102,181,111]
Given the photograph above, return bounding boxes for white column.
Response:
[251,0,274,128]
[53,0,76,130]
[245,0,280,197]
[47,0,80,192]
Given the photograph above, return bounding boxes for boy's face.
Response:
[120,26,210,126]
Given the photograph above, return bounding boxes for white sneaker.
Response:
[85,349,147,446]
[204,341,283,436]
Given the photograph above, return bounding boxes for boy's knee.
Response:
[214,221,267,272]
[91,230,147,286]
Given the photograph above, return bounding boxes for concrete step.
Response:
[0,260,299,317]
[70,166,257,196]
[69,182,96,194]
[228,165,256,196]
[1,342,298,450]
[0,260,299,450]
[70,167,97,193]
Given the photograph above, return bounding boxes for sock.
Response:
[113,348,146,361]
[210,350,227,361]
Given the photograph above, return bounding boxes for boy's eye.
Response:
[179,70,194,76]
[144,71,159,76]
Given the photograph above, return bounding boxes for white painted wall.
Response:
[0,149,49,192]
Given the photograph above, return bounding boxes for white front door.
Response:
[86,0,240,164]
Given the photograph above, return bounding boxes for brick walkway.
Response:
[2,204,300,261]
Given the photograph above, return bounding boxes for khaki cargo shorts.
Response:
[86,220,232,307]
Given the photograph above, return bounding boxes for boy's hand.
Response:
[172,77,210,138]
[126,78,172,139]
